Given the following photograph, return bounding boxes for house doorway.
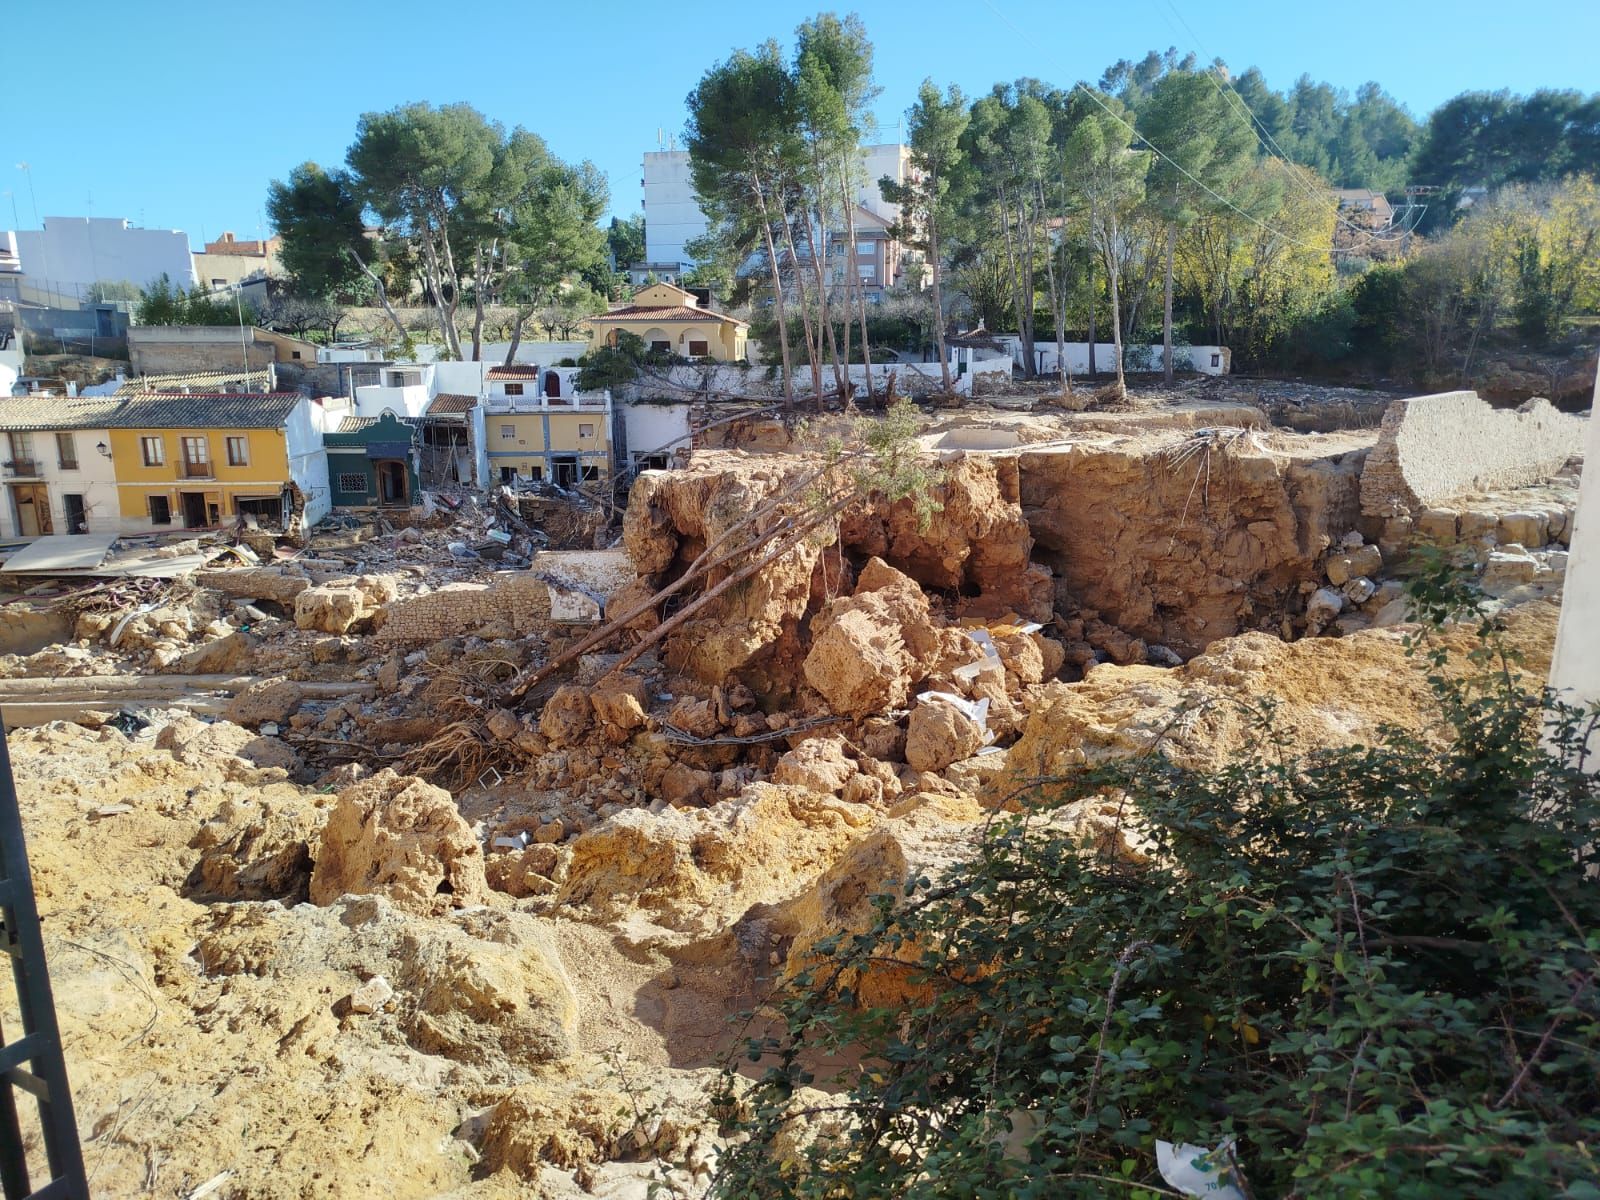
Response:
[374,460,408,506]
[9,484,51,536]
[552,455,579,488]
[63,494,86,534]
[180,491,209,529]
[543,371,561,400]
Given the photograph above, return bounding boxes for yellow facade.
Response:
[109,426,292,526]
[486,408,611,486]
[588,282,748,363]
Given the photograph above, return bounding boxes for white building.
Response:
[0,424,119,536]
[640,142,912,273]
[3,217,196,306]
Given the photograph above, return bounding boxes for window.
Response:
[56,432,77,470]
[1210,353,1221,367]
[148,495,171,525]
[857,241,877,257]
[500,424,515,439]
[140,436,164,466]
[502,383,524,396]
[226,436,248,466]
[688,340,708,357]
[181,436,210,478]
[499,466,518,484]
[578,423,595,438]
[858,264,876,281]
[650,340,671,354]
[291,351,302,360]
[386,369,422,387]
[337,472,368,495]
[7,432,34,470]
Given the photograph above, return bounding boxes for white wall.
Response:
[318,346,383,364]
[285,398,331,528]
[430,360,490,396]
[0,341,23,397]
[1549,373,1598,747]
[0,429,119,537]
[354,382,430,419]
[469,405,489,490]
[622,403,694,461]
[1008,338,1231,377]
[10,216,195,302]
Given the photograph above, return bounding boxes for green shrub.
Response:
[712,565,1600,1199]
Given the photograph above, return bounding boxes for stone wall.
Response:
[373,573,553,644]
[1360,391,1587,517]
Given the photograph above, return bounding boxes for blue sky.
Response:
[8,0,1597,248]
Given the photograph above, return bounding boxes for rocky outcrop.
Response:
[1020,431,1370,656]
[310,770,490,915]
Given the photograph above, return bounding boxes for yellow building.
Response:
[485,366,611,487]
[588,282,748,362]
[104,392,327,531]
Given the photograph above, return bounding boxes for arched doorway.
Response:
[374,460,408,506]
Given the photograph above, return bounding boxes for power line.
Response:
[975,0,1350,256]
[1155,0,1406,245]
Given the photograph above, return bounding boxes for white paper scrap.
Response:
[1155,1139,1247,1200]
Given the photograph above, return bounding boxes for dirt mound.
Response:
[310,770,492,915]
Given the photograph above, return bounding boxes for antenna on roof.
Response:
[657,128,664,149]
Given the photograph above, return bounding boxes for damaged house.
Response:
[324,409,421,509]
[0,391,331,536]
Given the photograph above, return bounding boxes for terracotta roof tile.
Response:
[487,364,541,380]
[597,304,746,325]
[425,392,478,415]
[0,393,304,432]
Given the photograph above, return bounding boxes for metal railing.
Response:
[1,460,39,478]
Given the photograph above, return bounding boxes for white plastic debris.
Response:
[952,628,1004,682]
[491,832,530,851]
[918,690,996,745]
[1156,1139,1247,1200]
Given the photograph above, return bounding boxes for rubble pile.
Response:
[0,382,1585,1196]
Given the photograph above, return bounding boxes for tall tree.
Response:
[501,160,609,363]
[1064,97,1149,395]
[345,103,503,359]
[606,213,646,273]
[884,80,969,394]
[796,12,880,402]
[1137,69,1258,382]
[266,162,409,340]
[686,45,804,408]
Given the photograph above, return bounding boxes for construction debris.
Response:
[0,380,1583,1196]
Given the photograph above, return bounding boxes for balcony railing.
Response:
[2,459,39,478]
[182,461,214,479]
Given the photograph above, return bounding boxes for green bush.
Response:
[712,564,1600,1199]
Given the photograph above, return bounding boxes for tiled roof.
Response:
[337,416,378,432]
[115,370,268,395]
[426,392,478,415]
[597,304,746,326]
[0,393,304,432]
[487,364,541,380]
